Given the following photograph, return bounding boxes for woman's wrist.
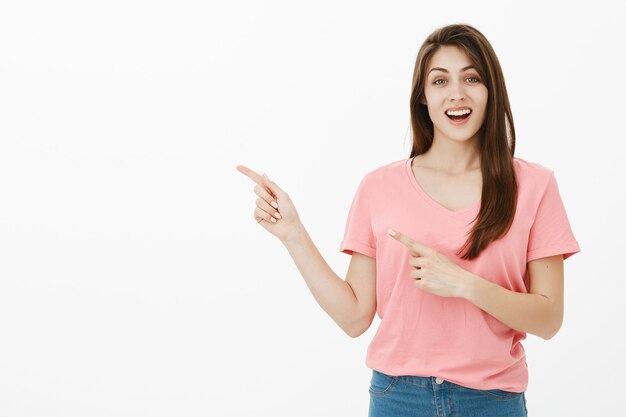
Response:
[281,223,307,247]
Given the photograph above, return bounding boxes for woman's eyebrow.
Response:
[428,65,476,75]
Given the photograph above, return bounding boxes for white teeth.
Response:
[446,109,471,116]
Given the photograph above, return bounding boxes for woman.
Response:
[237,23,580,416]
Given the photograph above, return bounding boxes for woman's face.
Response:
[422,45,488,145]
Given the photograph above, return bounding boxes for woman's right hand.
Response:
[236,164,304,243]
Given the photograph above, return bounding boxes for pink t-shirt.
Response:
[339,156,581,393]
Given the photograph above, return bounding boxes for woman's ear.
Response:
[420,97,427,105]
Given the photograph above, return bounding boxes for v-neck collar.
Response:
[405,156,481,220]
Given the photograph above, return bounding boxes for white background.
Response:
[0,0,623,416]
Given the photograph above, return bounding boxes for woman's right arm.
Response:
[236,165,376,337]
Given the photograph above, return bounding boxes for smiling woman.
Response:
[341,23,580,417]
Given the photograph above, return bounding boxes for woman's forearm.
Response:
[463,272,559,340]
[282,226,361,337]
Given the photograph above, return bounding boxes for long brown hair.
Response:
[409,23,517,260]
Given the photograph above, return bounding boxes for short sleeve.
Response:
[339,176,376,259]
[527,171,581,262]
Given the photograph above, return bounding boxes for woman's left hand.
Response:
[388,228,475,299]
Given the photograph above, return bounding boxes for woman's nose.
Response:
[448,81,467,100]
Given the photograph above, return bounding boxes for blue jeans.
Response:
[369,369,528,417]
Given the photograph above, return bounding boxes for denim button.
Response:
[435,377,444,384]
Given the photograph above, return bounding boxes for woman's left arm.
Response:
[387,229,565,340]
[463,255,564,340]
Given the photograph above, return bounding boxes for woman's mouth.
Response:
[445,110,472,126]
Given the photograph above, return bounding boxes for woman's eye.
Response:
[433,76,481,85]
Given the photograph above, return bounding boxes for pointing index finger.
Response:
[236,165,264,186]
[236,164,277,199]
[388,229,414,248]
[388,228,430,255]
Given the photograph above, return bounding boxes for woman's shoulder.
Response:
[368,157,408,174]
[513,156,554,180]
[513,156,557,199]
[359,157,409,185]
[344,158,409,195]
